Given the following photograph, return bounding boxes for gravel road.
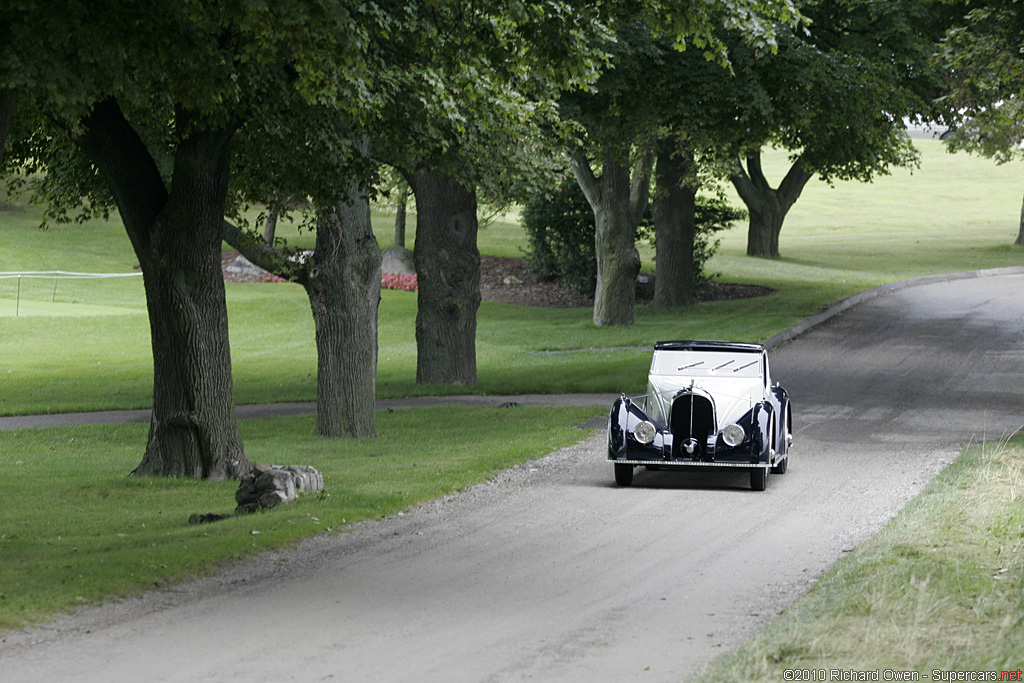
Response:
[2,270,1023,683]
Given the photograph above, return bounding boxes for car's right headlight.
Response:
[632,421,656,444]
[722,423,745,447]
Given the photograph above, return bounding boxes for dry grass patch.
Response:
[696,433,1024,680]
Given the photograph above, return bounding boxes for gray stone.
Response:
[284,465,325,494]
[258,490,288,508]
[235,480,258,505]
[256,469,295,497]
[232,464,324,514]
[226,255,268,277]
[381,246,415,276]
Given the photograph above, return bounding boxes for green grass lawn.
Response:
[713,140,1024,286]
[2,140,1022,415]
[0,405,605,632]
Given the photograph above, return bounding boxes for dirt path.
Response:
[3,271,1023,683]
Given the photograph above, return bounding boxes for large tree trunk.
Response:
[731,150,812,259]
[407,168,480,385]
[651,139,697,307]
[263,205,279,245]
[78,99,249,479]
[0,90,14,169]
[1017,191,1024,247]
[571,144,654,326]
[221,169,382,439]
[394,183,409,249]
[305,185,381,438]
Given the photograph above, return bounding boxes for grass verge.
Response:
[695,433,1024,680]
[0,405,604,634]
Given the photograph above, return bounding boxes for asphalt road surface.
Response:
[3,270,1023,683]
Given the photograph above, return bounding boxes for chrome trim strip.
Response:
[609,459,767,469]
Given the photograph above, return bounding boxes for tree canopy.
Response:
[0,1,615,472]
[1,1,512,475]
[940,1,1024,160]
[939,0,1024,245]
[556,0,803,323]
[719,0,954,257]
[3,0,963,474]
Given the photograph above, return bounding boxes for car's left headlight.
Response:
[632,421,656,444]
[722,423,745,447]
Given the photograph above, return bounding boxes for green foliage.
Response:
[522,178,597,296]
[0,0,613,228]
[559,2,806,145]
[719,0,950,183]
[940,1,1024,163]
[343,1,609,207]
[521,177,744,297]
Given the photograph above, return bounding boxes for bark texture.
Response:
[731,151,812,259]
[651,140,697,308]
[78,99,249,479]
[263,206,279,245]
[1017,191,1024,247]
[394,184,409,249]
[571,145,653,326]
[306,186,381,438]
[407,168,480,385]
[0,90,14,169]
[221,154,382,440]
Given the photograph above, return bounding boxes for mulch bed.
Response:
[477,255,772,308]
[222,251,772,307]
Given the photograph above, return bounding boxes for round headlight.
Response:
[722,423,745,447]
[632,421,657,444]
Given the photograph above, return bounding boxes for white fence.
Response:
[0,270,143,316]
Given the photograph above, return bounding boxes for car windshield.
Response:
[650,349,762,379]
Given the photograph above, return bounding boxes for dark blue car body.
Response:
[608,340,792,490]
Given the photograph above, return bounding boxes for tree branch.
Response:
[778,155,813,212]
[221,219,307,285]
[569,148,601,212]
[745,151,769,192]
[76,98,168,259]
[729,154,758,208]
[629,147,655,225]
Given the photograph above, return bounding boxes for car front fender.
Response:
[608,396,668,461]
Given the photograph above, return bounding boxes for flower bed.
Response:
[382,272,418,292]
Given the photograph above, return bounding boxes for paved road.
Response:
[0,393,615,430]
[2,270,1023,682]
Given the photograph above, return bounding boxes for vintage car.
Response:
[608,340,792,490]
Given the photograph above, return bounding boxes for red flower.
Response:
[381,273,418,292]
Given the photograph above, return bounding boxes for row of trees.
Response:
[0,0,606,477]
[565,0,964,326]
[0,1,1013,479]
